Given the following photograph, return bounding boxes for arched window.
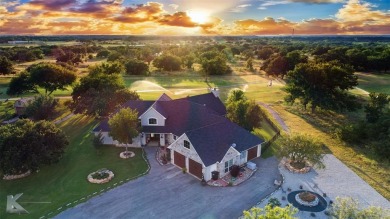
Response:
[149,118,157,125]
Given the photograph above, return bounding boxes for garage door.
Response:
[247,146,258,161]
[174,151,185,168]
[188,158,203,179]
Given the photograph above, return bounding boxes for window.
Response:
[224,159,233,173]
[174,135,177,140]
[240,151,247,159]
[148,118,157,125]
[184,140,190,149]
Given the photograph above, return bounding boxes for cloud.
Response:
[29,0,77,10]
[0,0,389,35]
[230,4,252,13]
[158,12,197,27]
[288,0,344,3]
[169,4,179,10]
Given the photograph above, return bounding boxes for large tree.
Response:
[153,54,181,71]
[285,62,360,113]
[89,61,125,76]
[124,59,149,75]
[200,51,231,76]
[71,71,139,116]
[0,56,15,75]
[108,108,139,153]
[226,90,263,131]
[243,205,298,219]
[277,134,325,169]
[0,120,68,175]
[7,62,76,95]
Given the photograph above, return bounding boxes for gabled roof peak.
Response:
[156,93,172,102]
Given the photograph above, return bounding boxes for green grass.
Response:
[0,100,15,121]
[0,114,149,219]
[356,72,390,94]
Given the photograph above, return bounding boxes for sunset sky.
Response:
[0,0,389,35]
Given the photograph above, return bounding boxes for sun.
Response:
[187,10,209,24]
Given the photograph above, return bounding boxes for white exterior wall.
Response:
[96,132,142,147]
[169,134,204,165]
[204,164,217,181]
[140,108,165,126]
[216,147,241,178]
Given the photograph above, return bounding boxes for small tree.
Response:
[25,95,59,120]
[108,108,139,153]
[277,134,325,169]
[364,92,389,123]
[330,197,390,219]
[93,132,105,154]
[0,56,15,75]
[243,204,298,219]
[268,198,281,208]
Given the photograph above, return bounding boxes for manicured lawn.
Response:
[0,114,149,219]
[0,100,14,122]
[356,72,390,94]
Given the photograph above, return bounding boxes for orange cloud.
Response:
[0,0,389,35]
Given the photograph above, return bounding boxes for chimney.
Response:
[210,87,219,98]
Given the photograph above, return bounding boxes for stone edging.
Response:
[120,151,135,159]
[39,148,151,219]
[295,193,319,207]
[3,170,31,180]
[87,169,114,184]
[283,158,311,174]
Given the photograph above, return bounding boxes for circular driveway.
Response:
[56,147,281,219]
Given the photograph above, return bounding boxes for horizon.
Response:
[1,0,389,35]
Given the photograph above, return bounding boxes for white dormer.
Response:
[139,107,166,126]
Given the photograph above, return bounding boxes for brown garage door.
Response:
[247,146,258,161]
[174,151,185,168]
[188,158,203,179]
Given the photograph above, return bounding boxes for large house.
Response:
[93,89,265,181]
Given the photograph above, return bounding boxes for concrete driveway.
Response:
[56,147,280,219]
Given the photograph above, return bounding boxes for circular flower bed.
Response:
[284,159,311,174]
[87,169,114,184]
[3,170,31,180]
[120,151,135,159]
[295,191,319,207]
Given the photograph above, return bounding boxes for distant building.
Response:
[14,98,33,115]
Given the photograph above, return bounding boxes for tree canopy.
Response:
[71,70,139,116]
[285,61,360,112]
[125,59,149,75]
[243,205,298,219]
[330,197,390,219]
[108,108,139,152]
[25,95,59,120]
[7,62,76,95]
[0,56,15,75]
[226,89,264,131]
[153,54,181,71]
[200,51,231,75]
[0,120,68,175]
[277,134,325,169]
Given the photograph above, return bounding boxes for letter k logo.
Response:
[6,193,29,214]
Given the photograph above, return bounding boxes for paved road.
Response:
[56,147,281,219]
[258,102,290,133]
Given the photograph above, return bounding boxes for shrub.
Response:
[230,165,240,178]
[91,172,109,180]
[268,198,281,208]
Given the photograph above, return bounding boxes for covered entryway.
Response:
[173,151,185,168]
[247,146,258,161]
[188,158,202,179]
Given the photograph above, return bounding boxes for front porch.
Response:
[142,133,175,147]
